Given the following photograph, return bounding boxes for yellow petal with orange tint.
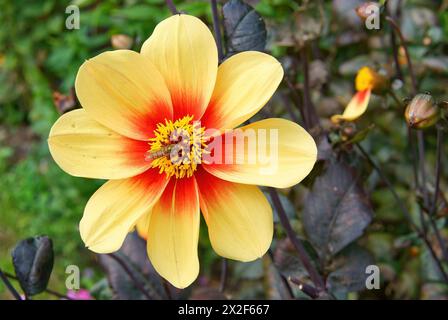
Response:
[203,118,317,188]
[75,50,173,141]
[136,212,151,240]
[141,14,218,119]
[196,169,273,261]
[48,109,151,179]
[201,51,283,130]
[331,89,371,123]
[146,177,200,289]
[80,169,169,253]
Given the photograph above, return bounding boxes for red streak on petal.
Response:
[156,176,198,216]
[131,99,173,140]
[355,89,370,107]
[121,137,150,167]
[200,99,222,130]
[195,167,236,221]
[171,90,204,120]
[129,168,170,196]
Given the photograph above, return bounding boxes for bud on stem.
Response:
[405,93,440,129]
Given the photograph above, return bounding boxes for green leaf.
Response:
[222,0,267,57]
[11,235,54,296]
[302,160,373,258]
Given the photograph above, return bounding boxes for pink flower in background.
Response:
[67,289,93,300]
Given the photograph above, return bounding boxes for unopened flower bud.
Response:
[111,34,133,49]
[405,93,440,129]
[355,66,388,93]
[355,2,380,21]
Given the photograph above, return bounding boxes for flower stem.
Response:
[267,187,325,291]
[267,249,294,299]
[210,0,224,62]
[385,16,417,95]
[219,258,227,293]
[3,271,72,300]
[107,253,154,300]
[289,276,319,299]
[431,128,443,216]
[355,143,448,283]
[300,45,320,130]
[165,0,179,15]
[283,77,309,130]
[0,268,22,300]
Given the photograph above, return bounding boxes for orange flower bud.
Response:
[355,2,380,21]
[404,93,440,129]
[111,34,133,49]
[355,66,387,93]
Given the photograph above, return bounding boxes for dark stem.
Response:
[281,93,300,124]
[162,279,173,300]
[210,0,224,62]
[267,249,294,299]
[429,128,448,262]
[356,144,448,283]
[390,29,403,80]
[289,277,320,299]
[300,45,319,129]
[356,143,418,231]
[421,236,448,283]
[219,258,227,293]
[165,0,179,15]
[108,253,153,300]
[429,218,448,262]
[4,272,71,300]
[409,128,420,198]
[417,131,429,233]
[431,128,442,216]
[385,16,417,95]
[0,268,22,300]
[283,77,309,130]
[267,187,325,291]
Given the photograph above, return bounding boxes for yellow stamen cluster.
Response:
[148,115,207,179]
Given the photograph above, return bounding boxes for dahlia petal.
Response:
[48,109,151,179]
[146,177,200,288]
[201,51,283,130]
[141,14,218,119]
[203,118,317,188]
[196,169,273,261]
[75,50,173,140]
[80,169,169,253]
[331,89,371,123]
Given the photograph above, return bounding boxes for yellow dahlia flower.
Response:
[48,14,317,288]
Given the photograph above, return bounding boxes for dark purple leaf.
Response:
[222,0,267,57]
[302,160,373,257]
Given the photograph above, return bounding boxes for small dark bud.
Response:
[405,93,440,129]
[11,236,54,296]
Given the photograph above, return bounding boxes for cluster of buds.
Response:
[404,93,441,129]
